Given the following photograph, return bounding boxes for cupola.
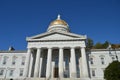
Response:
[47,15,70,32]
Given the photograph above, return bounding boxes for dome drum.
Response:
[47,25,70,32]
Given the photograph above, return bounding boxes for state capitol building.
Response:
[0,15,120,80]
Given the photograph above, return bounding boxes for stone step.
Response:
[0,78,104,80]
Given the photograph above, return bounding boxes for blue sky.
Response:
[0,0,120,50]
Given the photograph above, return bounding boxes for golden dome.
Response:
[50,19,68,26]
[49,14,68,26]
[47,15,70,32]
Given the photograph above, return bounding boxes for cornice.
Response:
[0,50,27,53]
[90,49,120,52]
[27,38,86,42]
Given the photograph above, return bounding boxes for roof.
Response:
[26,31,87,42]
[90,49,120,51]
[0,50,27,53]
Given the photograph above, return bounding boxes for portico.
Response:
[26,15,90,80]
[27,46,88,78]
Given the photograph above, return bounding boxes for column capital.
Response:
[28,48,31,49]
[81,47,85,49]
[27,48,32,50]
[47,47,52,49]
[70,47,75,49]
[59,47,64,49]
[37,48,42,50]
[27,48,32,53]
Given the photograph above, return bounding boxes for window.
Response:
[112,56,115,61]
[19,69,24,76]
[21,56,26,65]
[9,70,14,76]
[12,56,17,65]
[0,55,2,62]
[0,69,4,75]
[101,57,105,65]
[90,57,93,65]
[92,70,95,77]
[3,56,8,65]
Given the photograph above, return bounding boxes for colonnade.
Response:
[25,47,89,79]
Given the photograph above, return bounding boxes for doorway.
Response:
[54,67,59,78]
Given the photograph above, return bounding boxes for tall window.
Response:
[9,69,14,76]
[12,56,17,65]
[101,57,105,65]
[0,55,2,63]
[0,69,4,75]
[21,56,26,65]
[90,57,93,65]
[3,56,8,65]
[92,69,95,77]
[19,69,24,76]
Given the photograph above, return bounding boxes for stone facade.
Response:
[0,15,120,80]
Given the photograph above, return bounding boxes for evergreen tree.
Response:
[86,38,94,49]
[104,61,120,80]
[102,41,109,49]
[94,42,103,49]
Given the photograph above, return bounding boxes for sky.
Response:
[0,0,120,50]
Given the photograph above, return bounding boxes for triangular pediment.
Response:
[26,32,86,41]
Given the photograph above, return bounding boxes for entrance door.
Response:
[54,67,59,78]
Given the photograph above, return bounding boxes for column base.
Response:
[1,77,92,80]
[71,73,76,78]
[80,78,90,80]
[59,72,63,78]
[34,73,38,77]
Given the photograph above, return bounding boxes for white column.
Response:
[39,54,43,77]
[80,58,82,77]
[28,49,33,77]
[81,47,89,78]
[70,47,77,78]
[69,62,71,78]
[51,61,55,78]
[24,48,32,77]
[46,48,52,79]
[59,47,64,78]
[34,48,41,77]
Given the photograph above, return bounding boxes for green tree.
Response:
[111,44,116,49]
[102,41,109,49]
[104,61,120,80]
[118,44,120,48]
[111,44,120,49]
[86,38,94,49]
[94,42,103,49]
